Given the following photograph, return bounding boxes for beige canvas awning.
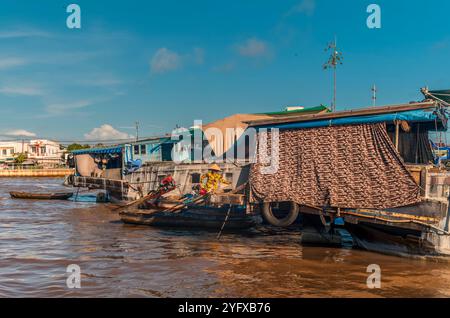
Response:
[202,106,329,157]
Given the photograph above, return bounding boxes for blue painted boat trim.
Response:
[72,146,123,155]
[254,109,440,130]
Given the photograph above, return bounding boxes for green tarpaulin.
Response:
[258,105,330,116]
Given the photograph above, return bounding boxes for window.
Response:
[141,144,146,155]
[134,145,140,155]
[191,173,200,183]
[161,143,174,161]
[2,149,6,156]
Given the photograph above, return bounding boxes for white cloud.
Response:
[150,48,181,74]
[236,38,270,57]
[286,0,316,16]
[0,57,28,70]
[212,61,236,73]
[4,129,36,137]
[432,38,450,51]
[45,100,93,116]
[0,28,51,39]
[0,86,44,96]
[78,75,123,87]
[84,124,131,141]
[192,47,205,65]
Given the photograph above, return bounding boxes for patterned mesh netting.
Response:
[249,123,421,209]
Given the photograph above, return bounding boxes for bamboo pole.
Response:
[395,121,400,151]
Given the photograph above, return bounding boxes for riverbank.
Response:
[0,168,74,177]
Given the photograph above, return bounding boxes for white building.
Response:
[0,139,63,167]
[28,140,63,167]
[0,141,27,163]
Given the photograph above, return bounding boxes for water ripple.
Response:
[0,177,449,297]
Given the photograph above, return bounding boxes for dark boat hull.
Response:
[120,205,256,230]
[10,191,74,200]
[345,222,450,257]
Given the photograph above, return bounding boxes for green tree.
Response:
[67,143,90,152]
[14,153,27,164]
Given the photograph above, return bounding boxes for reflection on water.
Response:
[0,178,449,297]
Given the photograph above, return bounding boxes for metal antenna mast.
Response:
[372,84,377,107]
[135,121,140,142]
[323,36,343,112]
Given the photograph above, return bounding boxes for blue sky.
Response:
[0,0,448,143]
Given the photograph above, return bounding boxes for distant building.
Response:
[0,141,28,163]
[0,139,63,167]
[28,140,64,167]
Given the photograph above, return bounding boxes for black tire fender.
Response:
[66,174,74,185]
[261,201,299,227]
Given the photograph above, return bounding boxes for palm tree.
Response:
[14,153,27,164]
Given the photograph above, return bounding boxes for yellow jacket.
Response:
[200,171,230,193]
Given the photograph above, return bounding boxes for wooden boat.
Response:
[119,205,256,230]
[10,191,74,200]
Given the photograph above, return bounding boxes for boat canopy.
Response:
[249,122,421,209]
[71,146,123,155]
[250,107,447,131]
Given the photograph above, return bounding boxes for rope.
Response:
[424,92,450,107]
[74,187,80,202]
[434,117,440,165]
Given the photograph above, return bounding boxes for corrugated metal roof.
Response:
[252,109,443,130]
[246,101,439,127]
[71,146,123,155]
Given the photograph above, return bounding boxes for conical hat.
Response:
[209,164,221,171]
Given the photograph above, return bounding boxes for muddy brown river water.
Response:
[0,177,449,297]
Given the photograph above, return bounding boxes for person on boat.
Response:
[199,164,230,195]
[159,174,175,192]
[139,174,176,209]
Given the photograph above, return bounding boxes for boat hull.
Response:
[120,205,256,230]
[346,222,450,257]
[9,191,74,200]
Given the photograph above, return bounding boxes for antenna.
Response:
[372,84,377,107]
[135,121,139,142]
[323,36,343,112]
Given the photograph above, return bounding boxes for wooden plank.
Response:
[430,176,450,185]
[210,194,245,205]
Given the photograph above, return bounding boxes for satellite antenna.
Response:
[323,36,343,112]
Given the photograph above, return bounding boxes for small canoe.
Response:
[10,191,74,200]
[120,205,256,230]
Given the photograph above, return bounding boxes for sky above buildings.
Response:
[0,0,448,143]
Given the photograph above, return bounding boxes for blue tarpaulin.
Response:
[72,146,123,155]
[253,109,441,130]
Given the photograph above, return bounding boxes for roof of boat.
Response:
[245,101,439,127]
